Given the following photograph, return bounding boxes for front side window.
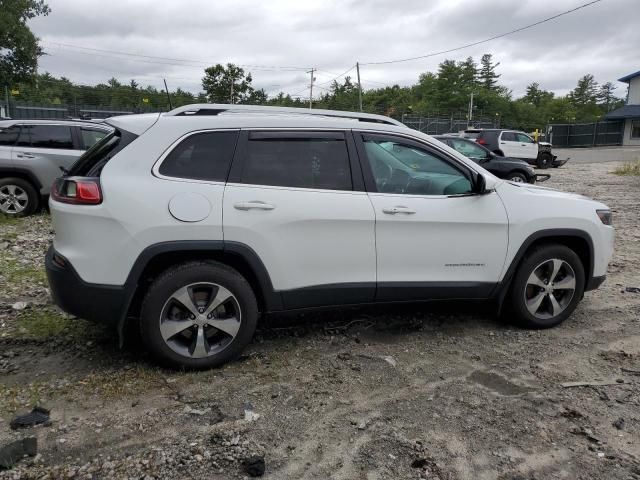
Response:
[631,120,640,139]
[159,130,239,182]
[0,125,20,146]
[516,133,534,143]
[363,135,472,196]
[501,132,517,142]
[240,133,352,191]
[16,124,74,149]
[449,138,488,159]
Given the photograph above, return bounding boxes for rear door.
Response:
[223,130,376,309]
[11,124,80,193]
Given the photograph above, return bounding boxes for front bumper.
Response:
[45,246,126,327]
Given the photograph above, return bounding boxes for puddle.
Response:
[468,370,536,396]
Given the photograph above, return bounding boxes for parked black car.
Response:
[460,128,568,169]
[434,136,549,184]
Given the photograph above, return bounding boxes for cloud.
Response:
[28,0,639,98]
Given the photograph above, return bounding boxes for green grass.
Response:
[15,308,79,338]
[0,213,20,226]
[613,160,640,176]
[0,255,47,286]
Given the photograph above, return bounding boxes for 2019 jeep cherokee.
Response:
[45,105,614,369]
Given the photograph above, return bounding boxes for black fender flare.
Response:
[493,228,594,313]
[116,240,282,341]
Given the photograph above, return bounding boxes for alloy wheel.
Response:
[509,175,525,183]
[524,259,576,319]
[159,282,241,359]
[0,185,29,214]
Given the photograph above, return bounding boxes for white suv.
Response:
[45,105,614,369]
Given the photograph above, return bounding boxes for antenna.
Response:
[163,78,173,110]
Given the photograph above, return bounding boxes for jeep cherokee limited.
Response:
[45,105,614,369]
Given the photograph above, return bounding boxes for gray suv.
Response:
[0,120,111,215]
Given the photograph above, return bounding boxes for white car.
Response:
[45,105,614,369]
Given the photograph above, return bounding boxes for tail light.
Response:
[477,138,487,145]
[51,177,102,205]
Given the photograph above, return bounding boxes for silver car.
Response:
[0,119,112,215]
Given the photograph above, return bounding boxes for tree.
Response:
[0,0,50,87]
[569,74,598,106]
[597,82,619,111]
[202,63,254,104]
[479,54,500,91]
[523,82,554,107]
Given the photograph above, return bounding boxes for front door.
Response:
[514,132,539,160]
[223,130,376,309]
[354,132,508,302]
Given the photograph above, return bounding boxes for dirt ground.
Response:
[1,160,639,480]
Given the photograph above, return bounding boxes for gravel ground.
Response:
[1,161,639,479]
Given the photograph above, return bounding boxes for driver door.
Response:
[353,132,508,301]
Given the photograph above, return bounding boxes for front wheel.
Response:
[508,244,585,329]
[537,153,552,169]
[140,261,258,369]
[506,172,528,183]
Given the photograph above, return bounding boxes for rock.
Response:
[11,301,28,311]
[10,406,51,430]
[381,355,397,367]
[0,437,37,469]
[613,418,625,430]
[244,410,260,422]
[242,456,265,477]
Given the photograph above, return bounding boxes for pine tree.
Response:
[479,54,500,91]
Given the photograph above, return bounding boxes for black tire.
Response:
[0,177,40,216]
[537,152,552,169]
[506,171,528,183]
[507,244,585,329]
[140,261,258,369]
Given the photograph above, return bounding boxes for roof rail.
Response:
[164,104,405,127]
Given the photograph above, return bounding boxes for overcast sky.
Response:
[29,0,639,100]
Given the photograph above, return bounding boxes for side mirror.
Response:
[473,173,487,194]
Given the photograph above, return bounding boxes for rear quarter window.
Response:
[158,130,239,182]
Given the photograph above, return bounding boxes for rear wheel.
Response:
[0,177,39,216]
[537,152,552,169]
[140,261,258,369]
[508,244,585,329]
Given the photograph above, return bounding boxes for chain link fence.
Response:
[400,114,498,135]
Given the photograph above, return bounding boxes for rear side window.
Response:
[501,132,517,142]
[159,131,239,182]
[0,126,19,146]
[16,124,74,149]
[80,128,108,149]
[240,132,352,190]
[68,129,137,177]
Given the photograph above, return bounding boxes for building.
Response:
[605,70,640,146]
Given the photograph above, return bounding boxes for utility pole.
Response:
[4,85,9,118]
[468,92,474,126]
[230,78,234,104]
[307,68,315,109]
[356,62,363,112]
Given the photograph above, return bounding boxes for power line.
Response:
[42,41,311,71]
[316,65,356,86]
[360,0,604,65]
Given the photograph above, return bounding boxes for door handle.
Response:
[382,206,416,215]
[500,142,506,145]
[234,201,276,211]
[16,153,35,159]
